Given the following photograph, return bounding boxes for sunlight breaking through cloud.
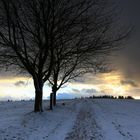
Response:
[0,70,140,100]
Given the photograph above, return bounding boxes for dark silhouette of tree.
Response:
[0,0,132,112]
[0,0,58,112]
[90,95,134,99]
[48,51,106,108]
[125,96,134,99]
[48,0,132,108]
[0,0,105,111]
[92,95,117,99]
[118,96,124,99]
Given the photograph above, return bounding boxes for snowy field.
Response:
[0,99,140,140]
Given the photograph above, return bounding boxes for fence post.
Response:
[50,93,53,110]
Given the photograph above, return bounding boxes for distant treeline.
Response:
[89,95,134,99]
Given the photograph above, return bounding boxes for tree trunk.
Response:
[52,84,57,106]
[34,78,44,112]
[53,91,57,106]
[34,90,43,112]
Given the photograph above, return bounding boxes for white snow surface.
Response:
[0,99,140,140]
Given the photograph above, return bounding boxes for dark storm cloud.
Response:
[0,0,140,89]
[121,80,138,87]
[110,0,140,84]
[114,36,140,83]
[14,81,26,87]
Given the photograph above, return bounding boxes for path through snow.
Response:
[0,99,140,140]
[65,99,102,140]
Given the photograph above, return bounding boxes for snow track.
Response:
[65,99,102,140]
[0,99,140,140]
[92,99,140,140]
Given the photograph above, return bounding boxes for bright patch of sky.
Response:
[0,70,140,101]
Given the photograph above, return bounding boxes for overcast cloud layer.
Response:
[0,0,140,100]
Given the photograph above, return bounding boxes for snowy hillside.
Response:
[0,99,140,140]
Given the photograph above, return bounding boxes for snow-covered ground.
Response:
[0,99,140,140]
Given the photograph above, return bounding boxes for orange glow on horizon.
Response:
[0,71,139,100]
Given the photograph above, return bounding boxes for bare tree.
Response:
[48,51,104,108]
[0,0,59,112]
[0,0,104,111]
[0,0,132,112]
[48,0,132,107]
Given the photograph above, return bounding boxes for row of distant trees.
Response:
[0,0,132,112]
[89,95,134,99]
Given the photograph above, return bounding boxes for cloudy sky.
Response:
[0,0,140,100]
